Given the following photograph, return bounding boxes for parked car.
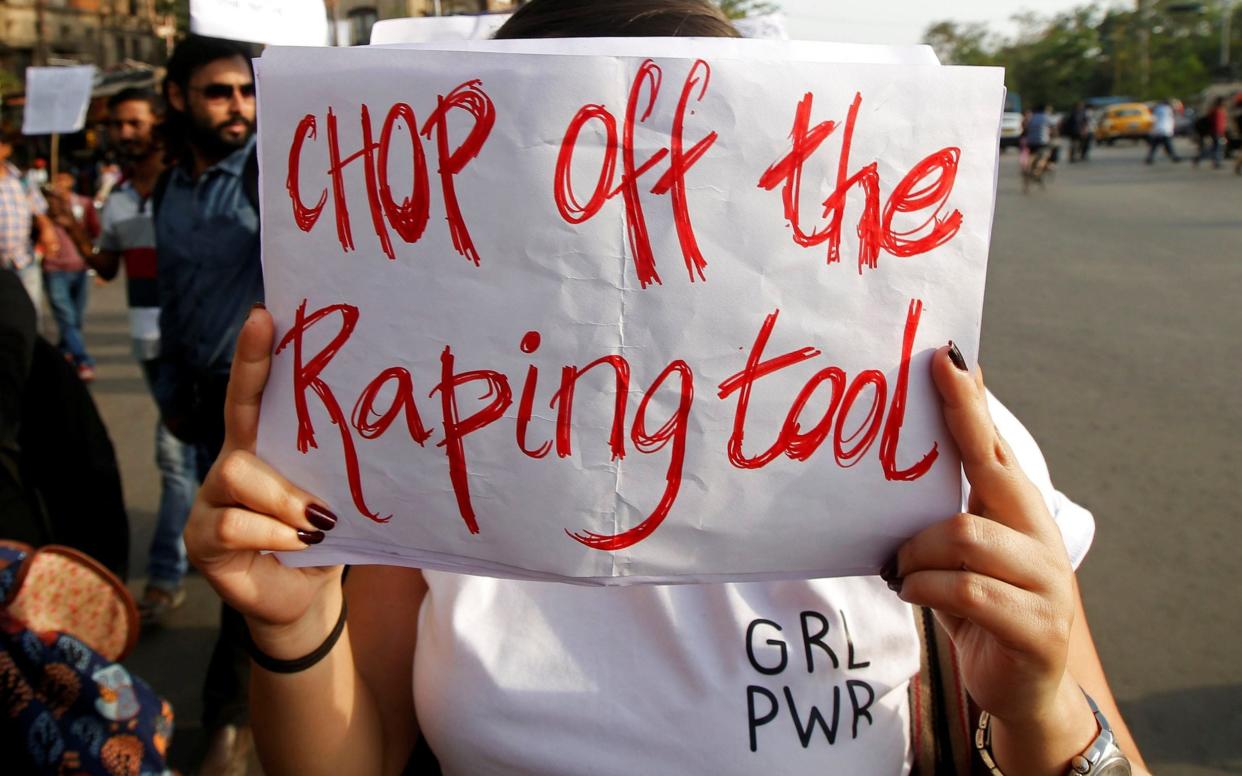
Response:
[1096,103,1153,143]
[1000,91,1023,150]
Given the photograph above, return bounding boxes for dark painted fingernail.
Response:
[880,556,903,593]
[251,301,266,311]
[947,340,968,372]
[879,556,898,582]
[297,530,325,545]
[306,504,337,531]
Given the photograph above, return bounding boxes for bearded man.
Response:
[152,35,263,775]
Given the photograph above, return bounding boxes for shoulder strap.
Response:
[243,145,260,214]
[909,606,974,775]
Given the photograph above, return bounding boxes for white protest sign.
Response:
[733,13,788,40]
[369,13,793,45]
[22,66,96,135]
[190,0,328,46]
[370,36,941,66]
[370,14,512,45]
[256,44,1003,584]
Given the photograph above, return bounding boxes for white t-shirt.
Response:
[413,392,1094,775]
[1152,103,1176,138]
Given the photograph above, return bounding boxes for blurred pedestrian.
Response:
[24,157,48,190]
[1024,104,1057,158]
[154,35,261,775]
[1021,104,1057,191]
[0,133,58,330]
[94,159,122,206]
[1193,97,1226,170]
[1146,100,1181,165]
[0,268,129,579]
[90,87,199,624]
[1064,101,1092,163]
[43,170,101,380]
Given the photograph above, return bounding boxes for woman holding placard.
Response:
[184,2,1149,774]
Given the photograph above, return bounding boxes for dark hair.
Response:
[495,0,739,39]
[160,35,253,164]
[163,35,253,95]
[107,87,162,114]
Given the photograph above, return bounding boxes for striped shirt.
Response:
[0,163,47,271]
[98,180,161,360]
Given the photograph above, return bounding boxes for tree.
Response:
[922,1,1223,107]
[924,21,997,65]
[716,0,779,20]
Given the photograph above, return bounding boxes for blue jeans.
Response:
[1198,135,1223,166]
[140,360,198,590]
[43,270,92,367]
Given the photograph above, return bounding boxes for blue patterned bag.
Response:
[0,542,174,775]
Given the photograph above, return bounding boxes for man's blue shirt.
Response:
[155,137,263,391]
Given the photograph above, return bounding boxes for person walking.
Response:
[43,170,100,381]
[1065,101,1092,163]
[1193,97,1227,169]
[1146,100,1181,165]
[89,87,199,623]
[0,134,58,330]
[151,35,262,775]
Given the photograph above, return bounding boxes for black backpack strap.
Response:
[242,145,260,214]
[909,606,975,775]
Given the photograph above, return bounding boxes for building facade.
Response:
[335,0,521,47]
[0,0,172,76]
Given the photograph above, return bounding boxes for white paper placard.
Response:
[369,14,512,44]
[190,0,328,46]
[733,13,788,40]
[256,44,1002,584]
[372,37,941,66]
[370,26,941,67]
[22,66,96,135]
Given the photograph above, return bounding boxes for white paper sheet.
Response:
[256,44,1002,584]
[22,66,95,135]
[733,13,789,40]
[190,0,329,46]
[369,14,512,44]
[369,32,940,66]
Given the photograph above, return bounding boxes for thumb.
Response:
[223,302,275,454]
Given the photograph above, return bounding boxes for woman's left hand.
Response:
[887,344,1095,763]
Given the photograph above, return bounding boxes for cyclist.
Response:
[1022,104,1058,190]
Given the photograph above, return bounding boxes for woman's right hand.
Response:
[184,303,344,654]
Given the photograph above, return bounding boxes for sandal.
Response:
[138,584,186,623]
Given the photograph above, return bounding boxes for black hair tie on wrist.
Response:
[244,598,348,674]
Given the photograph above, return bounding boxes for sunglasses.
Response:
[191,82,256,102]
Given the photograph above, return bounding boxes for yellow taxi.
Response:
[1095,102,1154,143]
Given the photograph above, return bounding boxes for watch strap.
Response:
[974,690,1128,776]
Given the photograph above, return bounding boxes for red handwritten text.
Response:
[554,59,718,288]
[277,298,935,550]
[286,81,495,264]
[759,92,963,272]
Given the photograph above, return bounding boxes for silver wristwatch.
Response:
[975,691,1132,776]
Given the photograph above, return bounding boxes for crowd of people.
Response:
[2,34,261,774]
[1,1,1159,774]
[1016,91,1242,187]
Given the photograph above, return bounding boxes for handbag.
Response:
[0,541,174,775]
